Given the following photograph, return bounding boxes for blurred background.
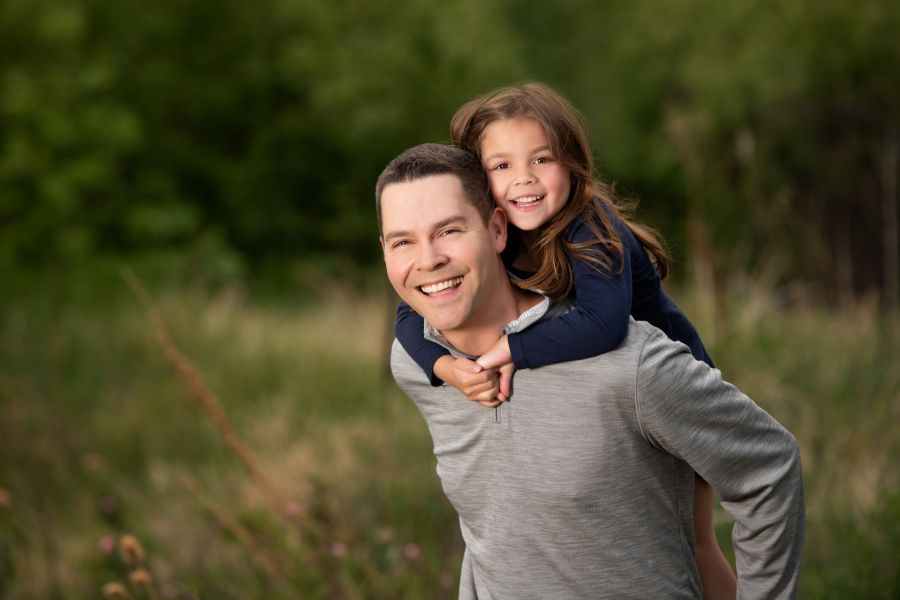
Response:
[1,0,898,597]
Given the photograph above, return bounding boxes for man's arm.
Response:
[633,326,805,600]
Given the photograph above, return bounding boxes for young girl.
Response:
[395,82,736,599]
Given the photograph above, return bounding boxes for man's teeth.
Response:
[511,195,544,206]
[420,277,463,295]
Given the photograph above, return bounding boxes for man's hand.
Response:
[434,355,502,408]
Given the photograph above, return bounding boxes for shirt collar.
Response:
[422,295,553,358]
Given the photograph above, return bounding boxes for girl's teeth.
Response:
[421,277,463,295]
[512,195,544,206]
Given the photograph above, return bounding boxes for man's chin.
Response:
[415,309,465,334]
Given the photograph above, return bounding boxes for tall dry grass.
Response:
[0,273,897,597]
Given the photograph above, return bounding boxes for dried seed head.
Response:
[129,568,153,587]
[0,488,11,510]
[119,534,145,565]
[81,453,107,473]
[102,581,131,599]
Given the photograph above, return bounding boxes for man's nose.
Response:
[416,241,448,271]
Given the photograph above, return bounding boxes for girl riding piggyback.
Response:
[396,82,736,599]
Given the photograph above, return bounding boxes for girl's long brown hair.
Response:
[450,82,670,301]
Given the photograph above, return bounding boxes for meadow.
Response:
[1,271,898,599]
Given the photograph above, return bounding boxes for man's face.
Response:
[380,174,507,335]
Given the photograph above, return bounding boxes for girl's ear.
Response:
[489,207,508,253]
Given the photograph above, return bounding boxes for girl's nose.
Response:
[514,166,536,185]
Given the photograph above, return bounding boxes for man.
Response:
[377,143,804,599]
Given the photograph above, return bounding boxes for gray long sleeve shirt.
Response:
[391,299,804,599]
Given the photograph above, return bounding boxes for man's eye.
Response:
[440,228,461,237]
[391,240,411,249]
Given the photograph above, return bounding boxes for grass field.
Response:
[1,273,898,598]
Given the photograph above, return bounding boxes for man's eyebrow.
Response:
[382,215,468,242]
[431,216,468,230]
[382,229,410,243]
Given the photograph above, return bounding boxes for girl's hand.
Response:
[476,335,513,370]
[433,355,502,408]
[476,336,516,401]
[496,362,516,402]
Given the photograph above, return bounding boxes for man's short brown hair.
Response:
[375,143,492,235]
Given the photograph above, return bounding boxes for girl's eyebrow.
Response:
[482,145,552,162]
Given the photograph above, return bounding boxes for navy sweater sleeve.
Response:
[395,301,451,386]
[507,217,632,369]
[508,212,715,369]
[625,222,715,367]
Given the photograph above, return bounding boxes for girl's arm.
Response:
[396,302,503,404]
[506,217,632,369]
[395,301,450,386]
[624,223,715,367]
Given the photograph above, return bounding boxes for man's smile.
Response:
[418,276,464,296]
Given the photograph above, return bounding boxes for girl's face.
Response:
[479,117,572,232]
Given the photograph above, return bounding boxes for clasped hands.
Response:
[434,335,515,408]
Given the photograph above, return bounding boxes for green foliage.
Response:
[0,0,526,278]
[3,0,897,300]
[802,491,900,599]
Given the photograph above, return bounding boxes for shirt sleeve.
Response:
[395,301,451,387]
[507,217,631,369]
[634,327,805,600]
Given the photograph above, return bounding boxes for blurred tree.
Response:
[499,0,899,307]
[0,0,525,280]
[1,0,897,304]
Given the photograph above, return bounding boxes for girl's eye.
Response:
[534,156,553,164]
[490,162,509,171]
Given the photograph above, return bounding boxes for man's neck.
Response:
[442,281,542,357]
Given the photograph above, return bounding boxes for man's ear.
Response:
[489,207,508,254]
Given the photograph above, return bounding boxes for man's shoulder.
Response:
[535,318,693,382]
[522,318,666,379]
[390,339,432,390]
[620,319,701,373]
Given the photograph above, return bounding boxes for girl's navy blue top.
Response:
[395,209,714,386]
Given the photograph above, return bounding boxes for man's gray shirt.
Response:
[391,299,804,599]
